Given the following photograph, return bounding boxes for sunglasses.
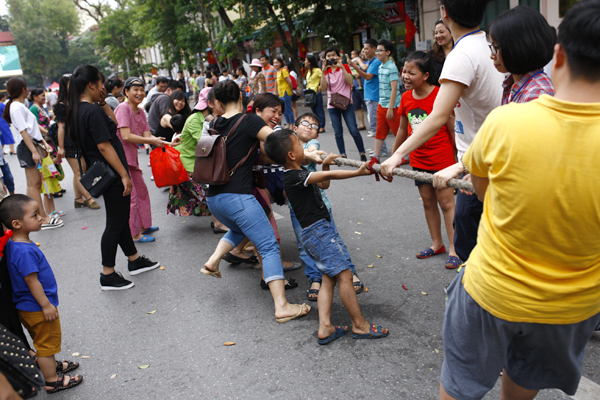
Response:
[300,120,319,130]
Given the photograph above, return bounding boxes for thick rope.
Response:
[321,156,475,192]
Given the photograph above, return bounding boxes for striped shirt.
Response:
[263,64,278,95]
[501,69,554,105]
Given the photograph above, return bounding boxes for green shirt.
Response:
[177,112,205,172]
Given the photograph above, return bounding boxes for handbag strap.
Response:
[211,114,247,141]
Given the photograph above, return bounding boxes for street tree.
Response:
[7,0,79,86]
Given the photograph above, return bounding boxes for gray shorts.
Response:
[441,269,600,400]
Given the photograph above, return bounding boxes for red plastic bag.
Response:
[149,145,189,188]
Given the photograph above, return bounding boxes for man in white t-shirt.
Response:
[219,68,231,82]
[381,0,503,264]
[46,90,58,111]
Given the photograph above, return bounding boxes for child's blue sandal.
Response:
[134,234,155,243]
[318,326,348,345]
[352,323,389,339]
[352,273,364,294]
[142,226,159,234]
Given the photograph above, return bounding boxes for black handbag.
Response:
[0,324,44,399]
[79,159,118,198]
[303,89,318,108]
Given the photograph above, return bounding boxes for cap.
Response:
[194,87,211,111]
[123,77,144,91]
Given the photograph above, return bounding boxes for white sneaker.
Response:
[367,132,375,137]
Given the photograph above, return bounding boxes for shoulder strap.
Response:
[230,141,258,177]
[224,114,247,140]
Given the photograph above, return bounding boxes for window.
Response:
[480,0,510,29]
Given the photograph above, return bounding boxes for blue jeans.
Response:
[290,208,356,282]
[207,193,284,283]
[365,100,378,134]
[281,93,295,125]
[310,92,327,129]
[328,107,366,156]
[453,189,483,262]
[0,163,14,193]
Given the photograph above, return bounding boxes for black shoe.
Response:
[211,222,228,234]
[260,278,298,290]
[128,255,160,276]
[360,154,367,162]
[100,271,135,291]
[224,252,258,265]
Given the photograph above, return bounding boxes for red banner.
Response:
[384,2,406,24]
[206,50,217,65]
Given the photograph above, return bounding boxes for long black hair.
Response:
[305,54,318,73]
[53,74,70,116]
[28,88,44,104]
[213,80,241,107]
[163,90,191,119]
[67,65,102,143]
[404,51,439,86]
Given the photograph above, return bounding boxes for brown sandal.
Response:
[45,373,83,394]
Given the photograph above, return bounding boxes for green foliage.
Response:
[7,0,79,85]
[95,0,145,77]
[60,30,110,77]
[0,15,10,31]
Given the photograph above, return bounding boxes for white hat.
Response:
[249,58,262,68]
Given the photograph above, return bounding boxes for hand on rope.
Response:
[368,157,393,183]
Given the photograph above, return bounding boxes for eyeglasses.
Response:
[300,120,319,130]
[488,44,500,56]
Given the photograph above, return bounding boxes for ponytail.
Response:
[2,76,28,124]
[213,80,241,107]
[66,65,102,143]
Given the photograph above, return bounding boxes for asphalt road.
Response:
[7,105,599,399]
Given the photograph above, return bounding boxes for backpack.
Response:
[289,74,298,90]
[193,114,257,185]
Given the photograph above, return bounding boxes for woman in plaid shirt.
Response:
[488,6,556,104]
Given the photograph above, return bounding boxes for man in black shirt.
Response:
[265,129,389,345]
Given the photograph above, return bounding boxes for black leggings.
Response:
[101,183,137,268]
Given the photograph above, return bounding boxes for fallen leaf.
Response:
[361,198,364,200]
[421,292,428,295]
[223,342,235,346]
[72,352,80,357]
[36,242,40,246]
[402,284,408,290]
[376,255,382,258]
[181,221,186,223]
[357,222,362,225]
[138,365,150,369]
[159,266,165,270]
[364,287,369,292]
[110,374,117,379]
[356,248,360,250]
[367,264,374,268]
[81,227,88,230]
[147,310,157,314]
[355,231,362,235]
[81,356,90,359]
[418,198,422,200]
[435,349,440,353]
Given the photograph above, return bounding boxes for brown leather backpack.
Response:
[193,114,257,185]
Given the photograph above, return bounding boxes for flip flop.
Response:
[200,266,221,278]
[352,323,389,339]
[282,261,301,271]
[142,227,159,234]
[276,304,311,323]
[318,326,348,345]
[133,234,155,243]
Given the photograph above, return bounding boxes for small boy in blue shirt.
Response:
[290,113,364,301]
[0,194,83,394]
[265,130,389,345]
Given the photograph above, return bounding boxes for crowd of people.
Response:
[0,0,599,398]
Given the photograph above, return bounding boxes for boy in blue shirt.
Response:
[0,194,83,394]
[265,130,389,345]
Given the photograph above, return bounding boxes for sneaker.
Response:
[367,149,374,158]
[128,255,160,276]
[360,154,367,162]
[380,150,389,157]
[100,271,135,291]
[367,132,375,137]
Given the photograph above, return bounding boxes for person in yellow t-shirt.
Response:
[273,56,295,129]
[440,2,600,400]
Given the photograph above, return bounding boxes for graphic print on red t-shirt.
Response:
[400,86,456,171]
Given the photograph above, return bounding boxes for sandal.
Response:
[55,359,79,374]
[200,265,221,278]
[133,234,155,243]
[142,227,159,234]
[260,278,297,290]
[306,279,321,301]
[445,255,463,269]
[353,273,364,294]
[318,326,348,345]
[41,217,64,230]
[87,198,101,210]
[352,323,389,339]
[45,373,83,394]
[416,245,446,259]
[224,252,258,265]
[49,210,66,217]
[275,303,311,323]
[52,192,63,198]
[282,261,301,271]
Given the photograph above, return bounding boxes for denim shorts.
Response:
[301,218,351,278]
[441,269,600,400]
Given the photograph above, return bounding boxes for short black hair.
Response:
[295,112,320,128]
[0,92,6,101]
[167,80,184,91]
[324,46,339,57]
[376,39,394,55]
[260,54,270,61]
[488,6,556,75]
[264,129,296,166]
[213,81,241,106]
[558,0,600,82]
[364,39,377,49]
[0,194,35,229]
[440,0,490,29]
[156,76,169,84]
[252,92,285,114]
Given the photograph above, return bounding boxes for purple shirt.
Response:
[115,102,150,167]
[324,65,353,109]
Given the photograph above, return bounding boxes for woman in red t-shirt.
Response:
[393,51,460,269]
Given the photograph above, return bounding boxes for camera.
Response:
[326,59,337,66]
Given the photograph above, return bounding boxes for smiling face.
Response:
[173,97,186,112]
[126,85,145,106]
[402,61,428,91]
[434,22,452,48]
[273,59,282,69]
[14,200,43,233]
[256,105,282,129]
[363,43,376,59]
[260,57,269,68]
[156,82,167,93]
[488,34,508,74]
[294,117,319,143]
